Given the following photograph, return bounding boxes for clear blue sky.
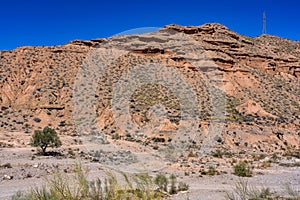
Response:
[1,0,299,50]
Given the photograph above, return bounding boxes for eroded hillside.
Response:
[0,23,299,154]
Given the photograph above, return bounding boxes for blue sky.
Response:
[1,0,299,50]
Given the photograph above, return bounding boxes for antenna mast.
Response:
[262,11,267,34]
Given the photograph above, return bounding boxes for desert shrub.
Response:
[207,166,218,176]
[199,169,207,175]
[177,182,189,192]
[132,173,160,199]
[270,153,279,161]
[211,149,223,158]
[169,174,177,195]
[199,167,219,176]
[154,174,168,192]
[225,179,272,200]
[283,148,300,159]
[30,126,62,155]
[187,150,196,157]
[211,149,233,158]
[233,161,253,177]
[112,133,121,140]
[67,148,75,158]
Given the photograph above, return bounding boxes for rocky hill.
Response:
[0,23,299,155]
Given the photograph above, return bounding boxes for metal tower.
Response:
[262,11,267,34]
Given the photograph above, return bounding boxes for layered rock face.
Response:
[166,24,300,78]
[0,23,299,153]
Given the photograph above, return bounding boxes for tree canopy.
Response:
[31,126,62,155]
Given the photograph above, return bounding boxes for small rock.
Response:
[32,164,39,168]
[33,117,41,123]
[214,136,223,143]
[3,175,13,180]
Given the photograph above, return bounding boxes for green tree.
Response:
[31,126,62,155]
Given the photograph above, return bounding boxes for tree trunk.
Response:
[42,145,47,155]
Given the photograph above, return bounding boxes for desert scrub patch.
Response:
[233,161,253,177]
[211,149,233,158]
[225,179,272,200]
[12,163,165,200]
[177,182,189,192]
[187,150,196,157]
[12,163,189,199]
[225,179,300,200]
[199,166,219,176]
[207,166,218,176]
[283,147,300,159]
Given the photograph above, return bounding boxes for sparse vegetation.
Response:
[225,179,300,200]
[177,182,189,192]
[271,153,280,162]
[169,174,177,195]
[199,166,219,176]
[233,161,253,177]
[112,133,121,140]
[211,149,223,158]
[225,179,272,200]
[67,148,76,158]
[207,166,218,176]
[187,150,196,157]
[12,163,189,200]
[211,149,233,158]
[154,174,168,192]
[1,21,300,200]
[283,147,300,159]
[12,163,164,200]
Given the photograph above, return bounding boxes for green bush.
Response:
[233,161,252,177]
[30,126,62,155]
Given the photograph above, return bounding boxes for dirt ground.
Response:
[0,132,300,200]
